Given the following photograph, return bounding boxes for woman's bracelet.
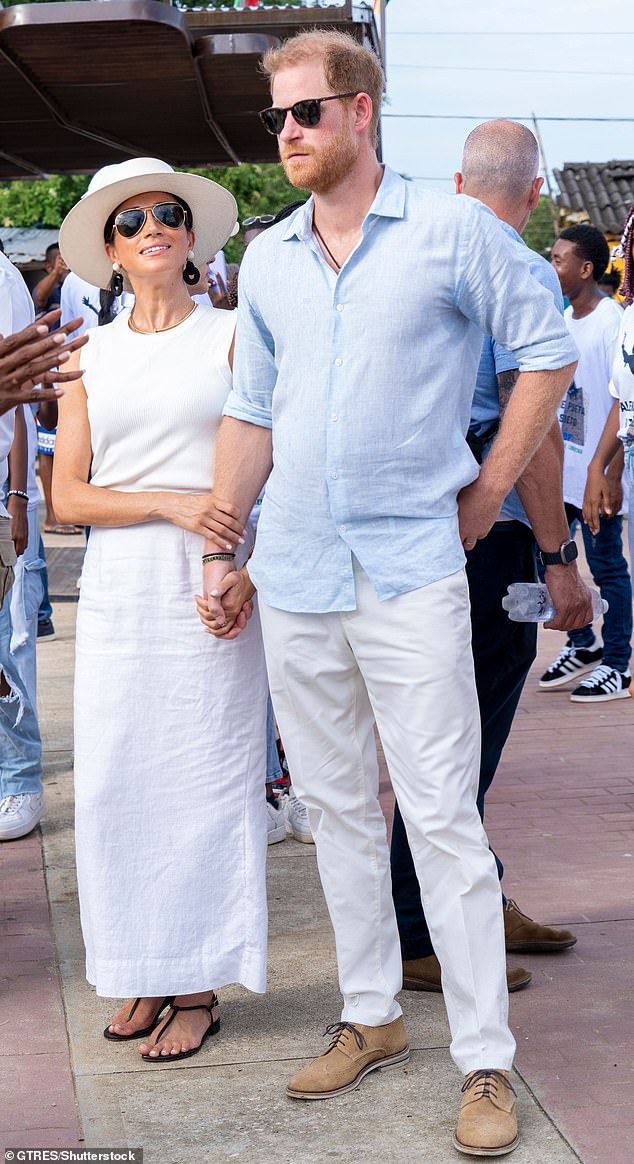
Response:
[202,552,235,564]
[7,489,29,501]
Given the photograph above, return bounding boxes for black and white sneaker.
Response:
[570,665,631,703]
[539,637,603,689]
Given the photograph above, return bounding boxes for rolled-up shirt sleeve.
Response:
[455,198,578,372]
[222,256,276,430]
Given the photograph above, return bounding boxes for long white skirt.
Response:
[74,520,268,998]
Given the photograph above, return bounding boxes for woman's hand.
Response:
[160,492,245,548]
[195,562,255,639]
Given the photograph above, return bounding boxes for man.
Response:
[199,32,577,1157]
[32,241,69,318]
[541,225,631,701]
[390,121,591,1005]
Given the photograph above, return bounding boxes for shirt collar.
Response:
[281,165,407,243]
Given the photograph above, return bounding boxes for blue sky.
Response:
[382,0,634,196]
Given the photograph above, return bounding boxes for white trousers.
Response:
[260,562,515,1074]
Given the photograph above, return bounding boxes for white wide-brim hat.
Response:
[59,157,239,291]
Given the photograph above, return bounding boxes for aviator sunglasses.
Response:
[258,92,360,136]
[108,201,191,241]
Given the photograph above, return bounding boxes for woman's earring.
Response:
[110,262,124,298]
[183,249,199,286]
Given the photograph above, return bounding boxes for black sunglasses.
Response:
[110,201,189,240]
[258,92,360,136]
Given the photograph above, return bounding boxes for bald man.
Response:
[390,120,591,993]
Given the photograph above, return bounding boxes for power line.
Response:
[391,63,634,78]
[382,113,634,123]
[389,30,634,36]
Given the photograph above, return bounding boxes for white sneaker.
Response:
[266,797,286,846]
[0,793,44,841]
[282,787,314,844]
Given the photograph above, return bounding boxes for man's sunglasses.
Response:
[258,92,359,136]
[109,201,190,241]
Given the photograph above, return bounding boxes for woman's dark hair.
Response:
[103,193,193,243]
[558,224,610,283]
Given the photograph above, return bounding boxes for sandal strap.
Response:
[149,995,218,1046]
[125,998,141,1022]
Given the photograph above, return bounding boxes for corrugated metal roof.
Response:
[555,161,634,235]
[0,226,59,267]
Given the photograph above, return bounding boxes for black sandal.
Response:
[103,995,175,1041]
[141,994,220,1063]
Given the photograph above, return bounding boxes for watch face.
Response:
[562,540,578,563]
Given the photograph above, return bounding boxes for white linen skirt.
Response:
[73,520,268,998]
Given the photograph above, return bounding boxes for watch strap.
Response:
[538,539,578,567]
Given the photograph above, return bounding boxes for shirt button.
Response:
[334,357,343,367]
[331,413,339,422]
[339,524,347,533]
[336,304,344,312]
[330,471,338,479]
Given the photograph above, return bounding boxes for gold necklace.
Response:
[128,301,197,334]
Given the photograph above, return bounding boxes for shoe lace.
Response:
[461,1070,516,1101]
[323,1022,366,1054]
[292,794,309,823]
[0,795,25,814]
[578,664,617,689]
[546,644,575,672]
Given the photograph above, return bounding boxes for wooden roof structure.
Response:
[0,1,380,180]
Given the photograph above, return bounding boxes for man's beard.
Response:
[280,128,358,195]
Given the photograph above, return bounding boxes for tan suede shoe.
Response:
[453,1069,519,1157]
[402,953,532,993]
[504,898,577,952]
[286,1018,409,1100]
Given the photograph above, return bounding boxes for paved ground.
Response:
[2,531,633,1163]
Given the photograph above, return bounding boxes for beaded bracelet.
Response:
[7,489,28,500]
[202,552,235,564]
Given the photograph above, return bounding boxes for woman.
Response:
[584,204,634,593]
[54,158,268,1061]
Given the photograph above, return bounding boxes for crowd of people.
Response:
[1,27,633,1160]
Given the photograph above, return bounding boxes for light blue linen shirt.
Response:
[224,166,578,613]
[471,222,565,525]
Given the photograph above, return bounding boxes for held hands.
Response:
[195,559,255,640]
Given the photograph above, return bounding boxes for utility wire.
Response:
[382,113,634,123]
[391,63,634,78]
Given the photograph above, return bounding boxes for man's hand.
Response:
[0,311,88,415]
[160,492,245,547]
[8,495,28,558]
[195,560,253,639]
[543,564,594,632]
[458,477,504,550]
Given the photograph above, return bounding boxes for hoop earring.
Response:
[183,258,200,286]
[110,262,123,298]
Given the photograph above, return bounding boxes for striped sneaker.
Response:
[570,665,631,703]
[539,637,602,689]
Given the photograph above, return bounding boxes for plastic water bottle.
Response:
[501,582,608,623]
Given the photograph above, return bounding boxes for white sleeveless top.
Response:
[81,302,235,494]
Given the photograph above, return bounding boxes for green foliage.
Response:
[0,164,304,263]
[522,195,557,257]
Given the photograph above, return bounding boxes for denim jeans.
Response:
[9,508,44,707]
[37,534,53,624]
[390,520,537,961]
[265,695,282,786]
[565,503,632,672]
[625,446,634,598]
[0,584,43,798]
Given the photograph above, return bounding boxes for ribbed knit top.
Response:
[81,303,235,494]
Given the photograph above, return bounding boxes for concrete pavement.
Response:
[3,555,633,1161]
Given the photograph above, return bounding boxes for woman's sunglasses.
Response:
[110,201,189,240]
[258,92,359,137]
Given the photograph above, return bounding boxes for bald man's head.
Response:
[460,119,540,203]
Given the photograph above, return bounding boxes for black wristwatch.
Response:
[537,538,578,567]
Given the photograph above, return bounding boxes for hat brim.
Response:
[59,171,238,291]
